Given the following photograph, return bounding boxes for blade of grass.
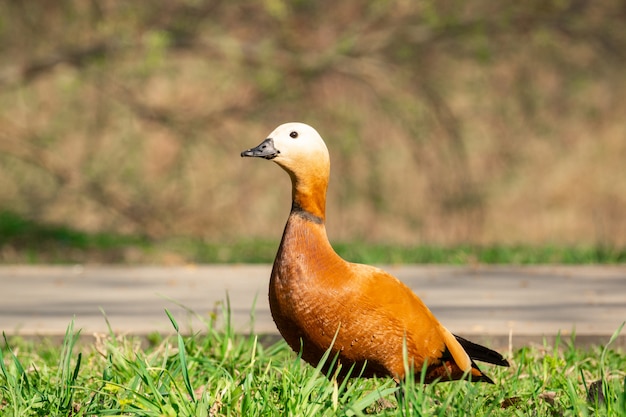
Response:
[54,319,82,414]
[599,321,625,415]
[1,333,30,416]
[165,308,195,403]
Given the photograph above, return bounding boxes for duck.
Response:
[241,122,509,383]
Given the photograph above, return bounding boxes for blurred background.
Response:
[1,0,625,263]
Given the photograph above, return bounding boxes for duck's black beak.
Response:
[241,138,279,160]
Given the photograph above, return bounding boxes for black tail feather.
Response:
[454,334,510,367]
[470,362,495,384]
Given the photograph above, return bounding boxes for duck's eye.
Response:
[289,131,299,139]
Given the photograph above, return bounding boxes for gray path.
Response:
[1,265,625,348]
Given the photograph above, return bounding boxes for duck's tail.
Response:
[454,334,510,367]
[437,328,509,384]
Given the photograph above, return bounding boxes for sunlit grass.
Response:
[1,305,624,416]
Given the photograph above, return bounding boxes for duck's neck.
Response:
[274,176,345,280]
[277,198,342,276]
[289,170,328,223]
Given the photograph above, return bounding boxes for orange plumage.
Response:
[241,122,509,384]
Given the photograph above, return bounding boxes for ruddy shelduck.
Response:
[241,122,509,383]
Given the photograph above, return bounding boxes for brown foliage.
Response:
[1,0,625,245]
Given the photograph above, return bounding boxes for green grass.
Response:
[1,305,625,416]
[2,211,626,264]
[0,211,150,263]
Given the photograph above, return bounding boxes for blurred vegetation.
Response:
[1,0,625,262]
[2,210,626,264]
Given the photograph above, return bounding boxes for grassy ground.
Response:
[1,305,624,416]
[2,211,626,265]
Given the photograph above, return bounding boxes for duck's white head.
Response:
[241,122,331,219]
[241,122,330,179]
